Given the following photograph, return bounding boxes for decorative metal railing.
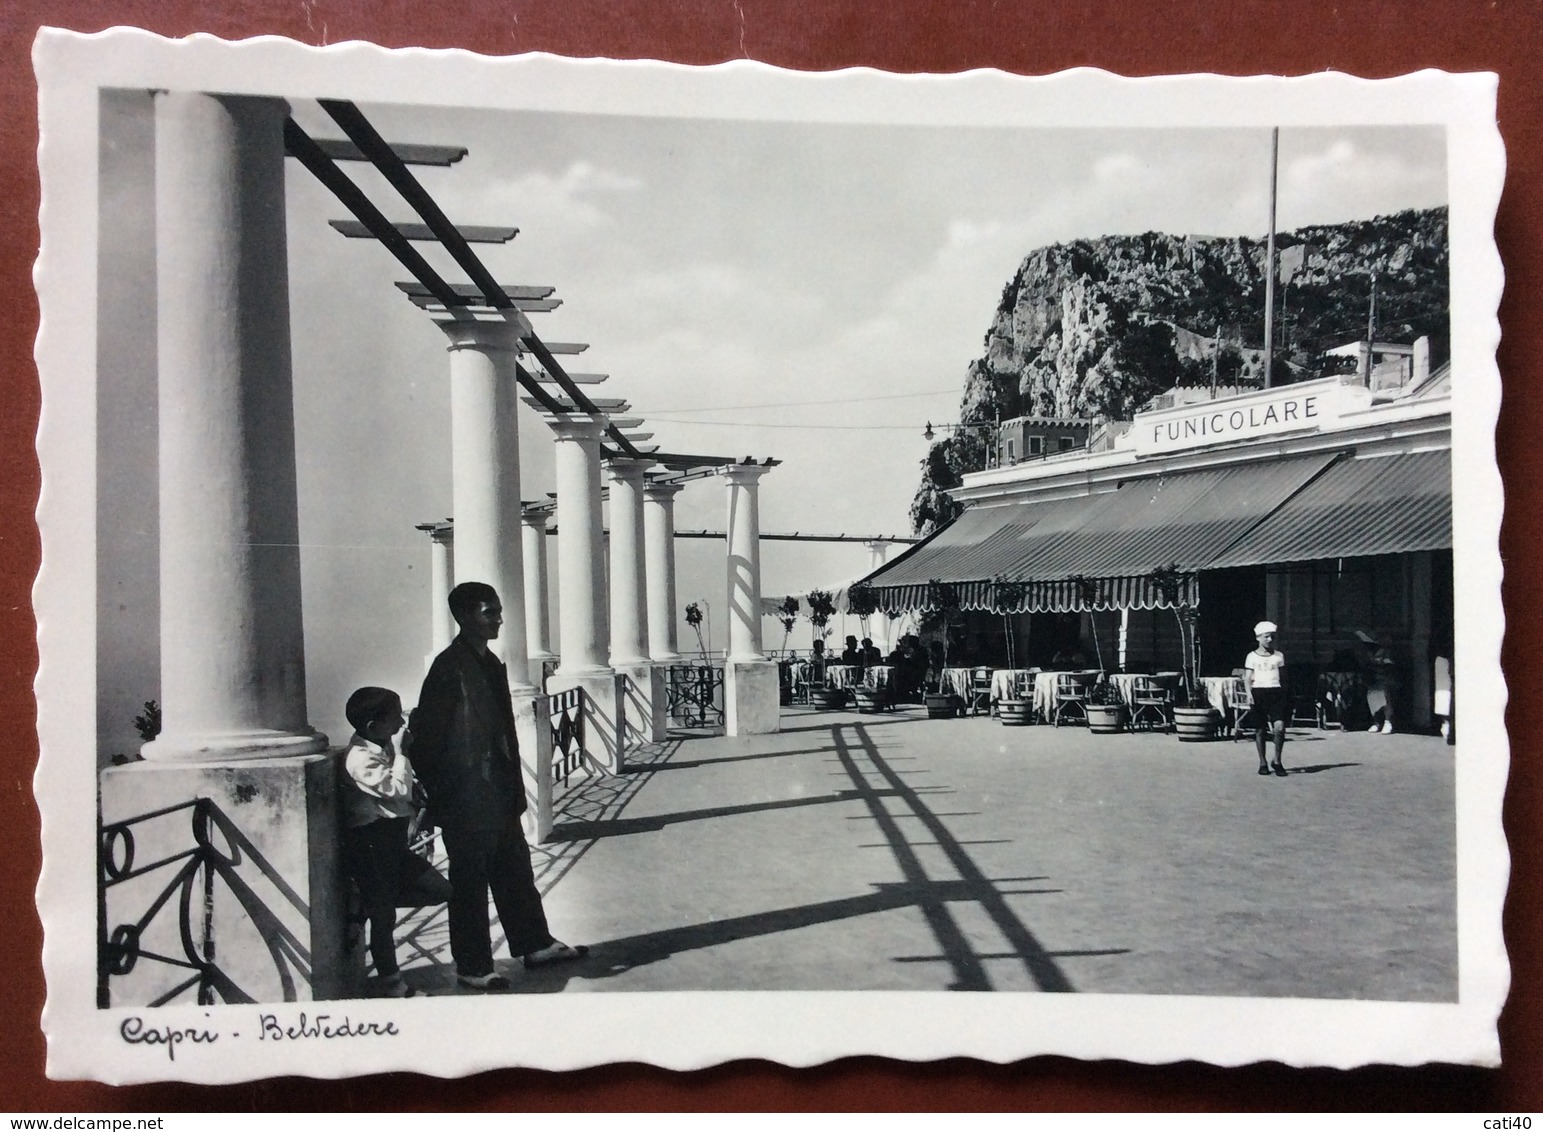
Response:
[666,664,724,728]
[549,686,586,787]
[97,797,309,1008]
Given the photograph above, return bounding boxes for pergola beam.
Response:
[310,138,468,166]
[336,221,517,243]
[318,98,642,460]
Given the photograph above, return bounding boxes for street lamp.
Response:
[923,414,1002,467]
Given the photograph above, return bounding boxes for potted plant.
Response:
[683,601,710,664]
[1151,565,1215,741]
[922,579,965,718]
[1070,574,1106,672]
[1085,676,1127,734]
[846,582,879,643]
[775,595,800,656]
[991,576,1028,723]
[805,589,845,708]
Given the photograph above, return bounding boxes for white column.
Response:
[607,459,653,665]
[417,521,455,669]
[435,318,532,692]
[863,539,896,654]
[643,481,684,662]
[721,463,779,735]
[520,509,555,668]
[608,459,668,744]
[724,464,769,661]
[550,418,611,675]
[546,418,624,771]
[142,91,324,762]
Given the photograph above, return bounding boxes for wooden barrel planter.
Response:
[810,687,848,710]
[924,693,961,720]
[1173,705,1218,742]
[997,698,1031,726]
[1086,703,1126,734]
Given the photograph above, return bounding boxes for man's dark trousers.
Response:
[441,815,552,975]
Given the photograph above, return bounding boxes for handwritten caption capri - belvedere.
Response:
[119,1012,400,1060]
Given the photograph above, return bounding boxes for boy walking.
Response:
[1243,620,1289,777]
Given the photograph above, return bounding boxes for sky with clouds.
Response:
[277,103,1445,735]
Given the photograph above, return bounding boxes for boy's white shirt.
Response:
[342,732,415,826]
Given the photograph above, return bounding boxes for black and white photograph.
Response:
[33,29,1507,1083]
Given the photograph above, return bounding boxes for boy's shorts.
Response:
[1250,686,1288,725]
[343,816,451,912]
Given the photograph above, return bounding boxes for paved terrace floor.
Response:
[391,706,1458,1001]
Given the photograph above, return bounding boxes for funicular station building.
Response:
[863,343,1454,731]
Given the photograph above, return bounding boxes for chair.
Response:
[1317,670,1361,729]
[1224,677,1255,741]
[1052,672,1091,727]
[968,667,994,715]
[1129,675,1172,731]
[1286,662,1321,728]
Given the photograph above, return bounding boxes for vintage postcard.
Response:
[33,28,1507,1083]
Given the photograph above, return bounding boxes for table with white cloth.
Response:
[865,665,894,690]
[1198,676,1237,712]
[939,667,974,699]
[826,664,860,690]
[1106,672,1179,707]
[1032,670,1105,721]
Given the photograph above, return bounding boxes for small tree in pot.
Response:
[805,589,844,708]
[776,595,800,656]
[846,582,880,644]
[990,577,1029,721]
[922,579,966,717]
[1085,674,1128,733]
[684,601,709,664]
[1151,564,1214,739]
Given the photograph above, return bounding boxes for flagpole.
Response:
[1263,126,1279,389]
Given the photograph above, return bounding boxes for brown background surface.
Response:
[2,0,1537,1113]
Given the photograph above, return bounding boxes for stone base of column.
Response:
[98,753,350,1006]
[616,663,668,746]
[546,670,623,774]
[725,659,781,736]
[140,727,329,764]
[513,691,555,844]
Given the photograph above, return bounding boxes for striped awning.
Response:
[1204,449,1450,568]
[868,452,1340,613]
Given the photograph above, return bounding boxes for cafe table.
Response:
[1198,675,1237,713]
[938,667,974,699]
[826,664,861,690]
[1106,672,1178,707]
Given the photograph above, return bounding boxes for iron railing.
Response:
[549,686,586,787]
[97,797,309,1008]
[666,664,724,728]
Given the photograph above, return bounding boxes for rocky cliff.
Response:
[910,207,1449,534]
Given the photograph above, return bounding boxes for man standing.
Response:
[408,581,587,991]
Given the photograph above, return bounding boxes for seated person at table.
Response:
[810,639,827,679]
[860,638,884,667]
[841,635,861,666]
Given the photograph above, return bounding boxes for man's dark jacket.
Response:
[407,636,526,831]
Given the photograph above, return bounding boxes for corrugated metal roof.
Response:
[870,452,1338,594]
[1205,449,1450,568]
[1000,452,1339,580]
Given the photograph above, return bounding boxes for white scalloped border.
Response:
[32,26,1508,1084]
